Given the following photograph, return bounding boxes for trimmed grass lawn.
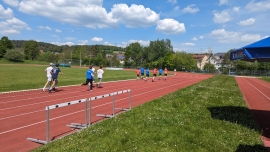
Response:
[34,75,266,152]
[0,64,136,92]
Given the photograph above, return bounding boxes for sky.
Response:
[0,0,270,54]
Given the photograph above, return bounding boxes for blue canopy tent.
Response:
[230,37,270,62]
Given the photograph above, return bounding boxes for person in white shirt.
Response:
[97,66,104,88]
[91,64,95,83]
[43,63,53,92]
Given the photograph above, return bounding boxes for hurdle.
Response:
[27,98,87,144]
[96,89,132,118]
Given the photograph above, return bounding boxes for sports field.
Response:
[0,64,267,151]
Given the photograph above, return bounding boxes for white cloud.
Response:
[219,0,228,6]
[213,10,232,24]
[39,26,51,30]
[0,5,13,19]
[174,6,180,11]
[104,42,114,46]
[55,29,62,33]
[3,0,19,7]
[199,36,204,39]
[17,0,118,29]
[167,0,177,5]
[156,18,185,34]
[192,37,197,41]
[210,28,261,43]
[246,0,270,12]
[238,18,256,26]
[78,40,88,45]
[182,4,199,13]
[233,7,240,12]
[129,39,150,46]
[181,43,195,46]
[111,4,159,28]
[91,37,103,42]
[0,17,29,34]
[52,41,74,46]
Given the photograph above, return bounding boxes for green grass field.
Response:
[33,75,266,152]
[0,64,136,92]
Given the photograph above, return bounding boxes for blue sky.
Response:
[0,0,270,53]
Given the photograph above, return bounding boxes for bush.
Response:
[4,49,23,61]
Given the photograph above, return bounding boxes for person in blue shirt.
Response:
[80,65,94,91]
[145,68,150,82]
[159,68,163,80]
[48,63,63,93]
[140,67,145,80]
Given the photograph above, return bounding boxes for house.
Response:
[193,54,209,70]
[117,54,125,64]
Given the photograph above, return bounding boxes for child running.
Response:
[140,67,145,80]
[152,67,157,82]
[145,68,150,82]
[97,66,104,88]
[164,67,168,80]
[43,63,53,92]
[80,65,94,91]
[136,68,140,80]
[159,68,163,80]
[48,63,63,93]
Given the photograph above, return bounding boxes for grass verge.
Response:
[0,64,136,92]
[33,75,266,152]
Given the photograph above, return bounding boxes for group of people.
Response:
[136,67,168,82]
[43,63,63,93]
[80,65,104,91]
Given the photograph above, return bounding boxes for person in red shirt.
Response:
[136,68,140,80]
[152,67,157,82]
[164,67,168,80]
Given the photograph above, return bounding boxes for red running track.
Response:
[236,77,270,149]
[0,73,212,152]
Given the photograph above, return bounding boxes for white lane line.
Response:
[0,109,43,121]
[243,78,270,100]
[0,78,197,135]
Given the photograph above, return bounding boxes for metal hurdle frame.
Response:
[96,89,132,118]
[27,98,87,144]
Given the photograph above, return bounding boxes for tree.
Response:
[4,49,23,61]
[24,40,40,60]
[0,36,14,58]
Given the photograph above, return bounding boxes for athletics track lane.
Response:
[235,77,270,149]
[0,73,212,152]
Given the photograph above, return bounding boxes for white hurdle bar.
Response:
[96,89,131,118]
[27,98,87,144]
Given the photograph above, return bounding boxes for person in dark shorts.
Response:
[48,63,63,93]
[136,68,140,80]
[164,67,168,80]
[152,67,157,82]
[80,65,94,91]
[145,68,150,82]
[140,67,145,80]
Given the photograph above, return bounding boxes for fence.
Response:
[27,89,132,144]
[228,70,270,77]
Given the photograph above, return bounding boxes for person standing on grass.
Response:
[97,66,104,88]
[152,67,157,82]
[80,65,94,91]
[136,68,140,80]
[140,67,145,80]
[43,63,53,92]
[159,68,163,80]
[164,67,168,80]
[145,68,150,82]
[48,63,63,93]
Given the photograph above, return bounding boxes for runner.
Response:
[145,68,150,82]
[159,68,163,80]
[97,66,104,88]
[92,64,96,83]
[174,68,176,76]
[164,67,168,80]
[152,67,157,82]
[140,67,145,80]
[42,63,53,92]
[136,68,140,80]
[80,65,94,91]
[48,63,63,93]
